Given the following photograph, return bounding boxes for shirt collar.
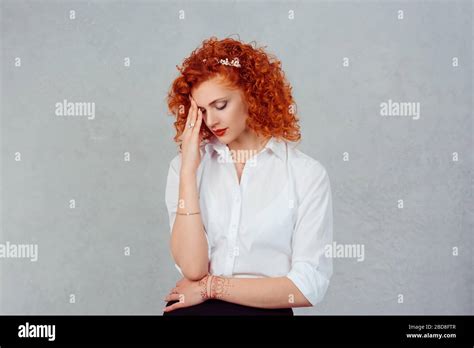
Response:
[203,135,287,160]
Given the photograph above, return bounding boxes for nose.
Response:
[203,111,220,130]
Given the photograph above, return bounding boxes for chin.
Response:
[218,138,231,145]
[215,133,232,144]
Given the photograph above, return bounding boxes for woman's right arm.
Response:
[169,95,209,281]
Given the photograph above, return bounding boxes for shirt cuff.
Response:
[286,261,331,306]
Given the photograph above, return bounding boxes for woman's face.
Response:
[191,76,248,144]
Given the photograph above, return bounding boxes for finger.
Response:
[164,293,181,302]
[192,108,203,137]
[191,97,199,123]
[188,97,198,127]
[183,96,194,134]
[163,302,183,312]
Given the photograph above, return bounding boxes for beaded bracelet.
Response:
[206,275,214,299]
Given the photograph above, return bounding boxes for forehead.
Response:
[191,76,238,101]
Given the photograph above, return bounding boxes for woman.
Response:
[163,36,333,315]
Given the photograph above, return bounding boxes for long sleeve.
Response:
[286,161,334,306]
[164,153,211,276]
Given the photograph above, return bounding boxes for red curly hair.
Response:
[166,36,301,146]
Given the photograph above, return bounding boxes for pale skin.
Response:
[165,75,312,313]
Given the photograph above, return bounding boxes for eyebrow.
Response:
[196,97,227,108]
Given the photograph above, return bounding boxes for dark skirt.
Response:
[163,299,294,316]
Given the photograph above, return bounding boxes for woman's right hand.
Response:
[180,95,204,175]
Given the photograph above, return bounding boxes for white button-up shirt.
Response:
[165,136,333,306]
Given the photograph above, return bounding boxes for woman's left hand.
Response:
[163,275,210,312]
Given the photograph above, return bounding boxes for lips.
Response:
[213,128,228,136]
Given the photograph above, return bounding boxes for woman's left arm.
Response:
[164,275,311,312]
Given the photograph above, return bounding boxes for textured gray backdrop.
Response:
[0,0,472,315]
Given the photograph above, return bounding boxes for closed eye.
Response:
[199,101,227,113]
[216,102,227,110]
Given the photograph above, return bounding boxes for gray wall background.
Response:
[0,0,472,315]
